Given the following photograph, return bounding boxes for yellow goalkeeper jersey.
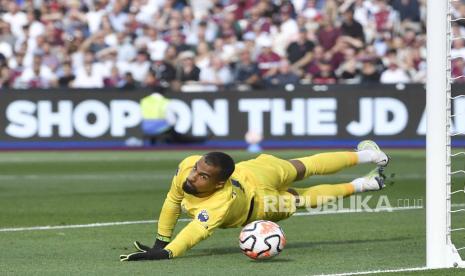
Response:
[159,155,257,257]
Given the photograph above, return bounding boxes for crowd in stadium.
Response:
[0,0,454,91]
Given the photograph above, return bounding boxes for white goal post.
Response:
[426,0,465,268]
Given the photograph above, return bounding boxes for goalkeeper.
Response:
[120,140,389,261]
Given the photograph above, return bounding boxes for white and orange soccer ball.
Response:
[239,220,286,260]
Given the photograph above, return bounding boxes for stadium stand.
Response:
[0,0,433,91]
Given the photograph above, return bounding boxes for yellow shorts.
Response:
[237,154,298,222]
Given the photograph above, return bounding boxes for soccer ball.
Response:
[239,220,286,260]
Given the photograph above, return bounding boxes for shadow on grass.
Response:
[247,258,294,263]
[183,236,411,259]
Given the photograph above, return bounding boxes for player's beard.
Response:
[182,180,199,195]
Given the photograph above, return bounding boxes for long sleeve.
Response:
[164,220,211,257]
[164,204,228,257]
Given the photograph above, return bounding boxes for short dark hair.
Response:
[204,152,235,181]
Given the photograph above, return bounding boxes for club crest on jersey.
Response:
[231,179,244,192]
[197,210,209,222]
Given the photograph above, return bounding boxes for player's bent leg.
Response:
[288,184,355,208]
[291,152,358,180]
[289,141,390,181]
[287,167,387,209]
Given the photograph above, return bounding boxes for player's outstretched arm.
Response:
[120,220,212,261]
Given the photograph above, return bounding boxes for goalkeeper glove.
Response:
[120,242,172,262]
[133,235,170,252]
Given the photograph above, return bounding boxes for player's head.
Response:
[182,152,235,197]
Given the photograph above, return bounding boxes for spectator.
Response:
[199,56,233,88]
[181,6,197,43]
[108,1,128,33]
[121,72,137,89]
[175,50,200,83]
[217,11,242,41]
[73,60,104,88]
[340,7,365,45]
[143,70,163,90]
[114,32,137,63]
[104,66,124,88]
[2,2,28,39]
[62,1,87,38]
[151,56,176,88]
[352,0,371,29]
[278,4,299,47]
[25,8,45,39]
[89,31,109,54]
[312,59,338,84]
[338,60,361,84]
[86,0,107,34]
[57,62,75,87]
[244,6,272,34]
[302,0,322,21]
[16,54,56,88]
[234,49,262,90]
[95,49,117,79]
[451,38,465,60]
[391,0,421,23]
[167,29,190,53]
[0,55,12,88]
[267,59,300,87]
[145,27,168,62]
[335,46,359,82]
[323,0,339,23]
[372,0,397,33]
[0,23,14,60]
[287,28,315,76]
[360,58,381,84]
[256,37,281,79]
[195,41,211,71]
[317,16,341,51]
[380,61,410,84]
[164,45,179,66]
[452,57,465,84]
[41,42,60,72]
[7,49,25,84]
[0,20,16,49]
[129,50,151,83]
[305,44,324,80]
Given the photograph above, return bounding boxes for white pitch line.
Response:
[311,266,430,276]
[294,206,422,216]
[0,206,423,233]
[0,219,190,232]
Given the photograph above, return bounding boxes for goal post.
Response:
[426,0,464,268]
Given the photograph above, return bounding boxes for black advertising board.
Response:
[0,84,462,148]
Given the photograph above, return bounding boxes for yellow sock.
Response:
[291,184,354,209]
[294,152,358,179]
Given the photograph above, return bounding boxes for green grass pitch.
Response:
[1,149,464,275]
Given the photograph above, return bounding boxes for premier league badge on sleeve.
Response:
[197,210,209,222]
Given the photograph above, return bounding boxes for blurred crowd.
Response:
[0,0,450,92]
